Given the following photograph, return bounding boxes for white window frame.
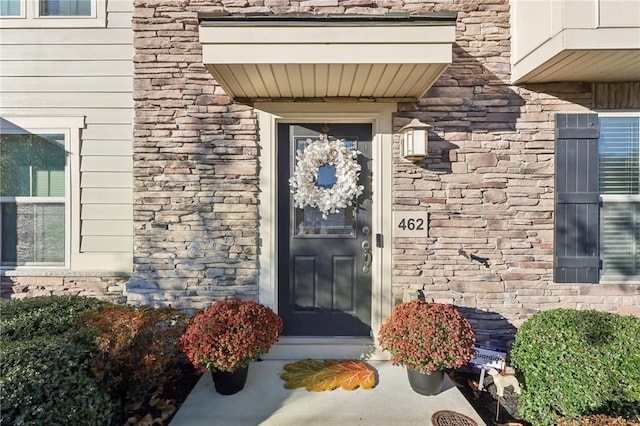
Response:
[597,111,640,284]
[0,115,84,271]
[0,0,106,28]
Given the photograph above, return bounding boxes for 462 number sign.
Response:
[398,218,424,231]
[393,211,428,238]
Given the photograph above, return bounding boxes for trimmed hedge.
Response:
[0,295,107,341]
[558,415,640,426]
[0,295,189,425]
[0,296,122,426]
[511,309,640,426]
[0,336,120,426]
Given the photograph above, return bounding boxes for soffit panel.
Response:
[199,14,457,101]
[516,49,640,83]
[206,63,449,99]
[512,27,640,84]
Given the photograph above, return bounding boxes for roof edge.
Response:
[199,12,458,26]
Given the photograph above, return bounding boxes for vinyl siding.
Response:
[0,61,133,77]
[81,188,133,204]
[82,205,133,220]
[0,1,133,271]
[1,77,133,93]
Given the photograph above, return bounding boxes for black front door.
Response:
[278,123,372,336]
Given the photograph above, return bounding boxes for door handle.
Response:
[362,240,372,273]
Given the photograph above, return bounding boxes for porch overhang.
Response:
[198,13,457,102]
[512,28,640,84]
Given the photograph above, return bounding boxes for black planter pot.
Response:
[211,365,249,395]
[406,368,445,396]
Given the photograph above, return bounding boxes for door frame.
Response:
[256,102,395,355]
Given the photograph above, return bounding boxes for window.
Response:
[1,132,66,266]
[599,115,640,278]
[554,112,640,283]
[0,116,82,269]
[0,0,105,27]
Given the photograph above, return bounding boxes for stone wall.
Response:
[129,0,640,343]
[128,0,262,311]
[391,1,640,345]
[1,274,127,304]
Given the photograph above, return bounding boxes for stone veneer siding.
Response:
[127,0,262,311]
[129,0,640,345]
[1,274,127,304]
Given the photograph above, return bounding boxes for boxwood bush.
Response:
[558,415,640,426]
[0,336,121,426]
[511,309,640,426]
[0,296,122,426]
[0,295,107,341]
[0,296,188,425]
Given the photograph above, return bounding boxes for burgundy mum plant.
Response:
[180,298,283,373]
[378,300,476,374]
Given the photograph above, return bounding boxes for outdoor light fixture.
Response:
[399,118,433,162]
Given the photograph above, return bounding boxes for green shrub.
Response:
[558,415,640,426]
[511,309,640,426]
[0,336,121,426]
[80,304,188,402]
[0,296,187,423]
[0,295,107,341]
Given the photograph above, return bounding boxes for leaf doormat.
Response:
[280,359,377,392]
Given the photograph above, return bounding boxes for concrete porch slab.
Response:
[170,360,486,426]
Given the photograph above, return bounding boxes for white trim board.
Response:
[256,102,395,360]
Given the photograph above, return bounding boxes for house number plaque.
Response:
[393,211,428,238]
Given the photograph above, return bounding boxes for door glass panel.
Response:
[294,206,355,236]
[316,165,337,188]
[292,137,358,238]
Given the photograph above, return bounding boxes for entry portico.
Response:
[197,14,457,358]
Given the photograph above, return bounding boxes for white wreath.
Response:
[289,139,364,219]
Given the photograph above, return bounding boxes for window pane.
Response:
[0,133,65,197]
[1,202,64,265]
[601,202,640,276]
[1,203,17,263]
[0,0,21,16]
[0,135,30,196]
[40,0,91,16]
[599,117,640,194]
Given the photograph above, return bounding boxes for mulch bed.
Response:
[450,370,531,426]
[125,361,203,426]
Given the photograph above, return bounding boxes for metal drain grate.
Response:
[431,410,478,426]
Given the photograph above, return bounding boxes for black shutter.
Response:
[554,113,600,283]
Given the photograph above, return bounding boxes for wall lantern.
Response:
[399,118,433,162]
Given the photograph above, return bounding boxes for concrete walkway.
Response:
[170,360,486,426]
